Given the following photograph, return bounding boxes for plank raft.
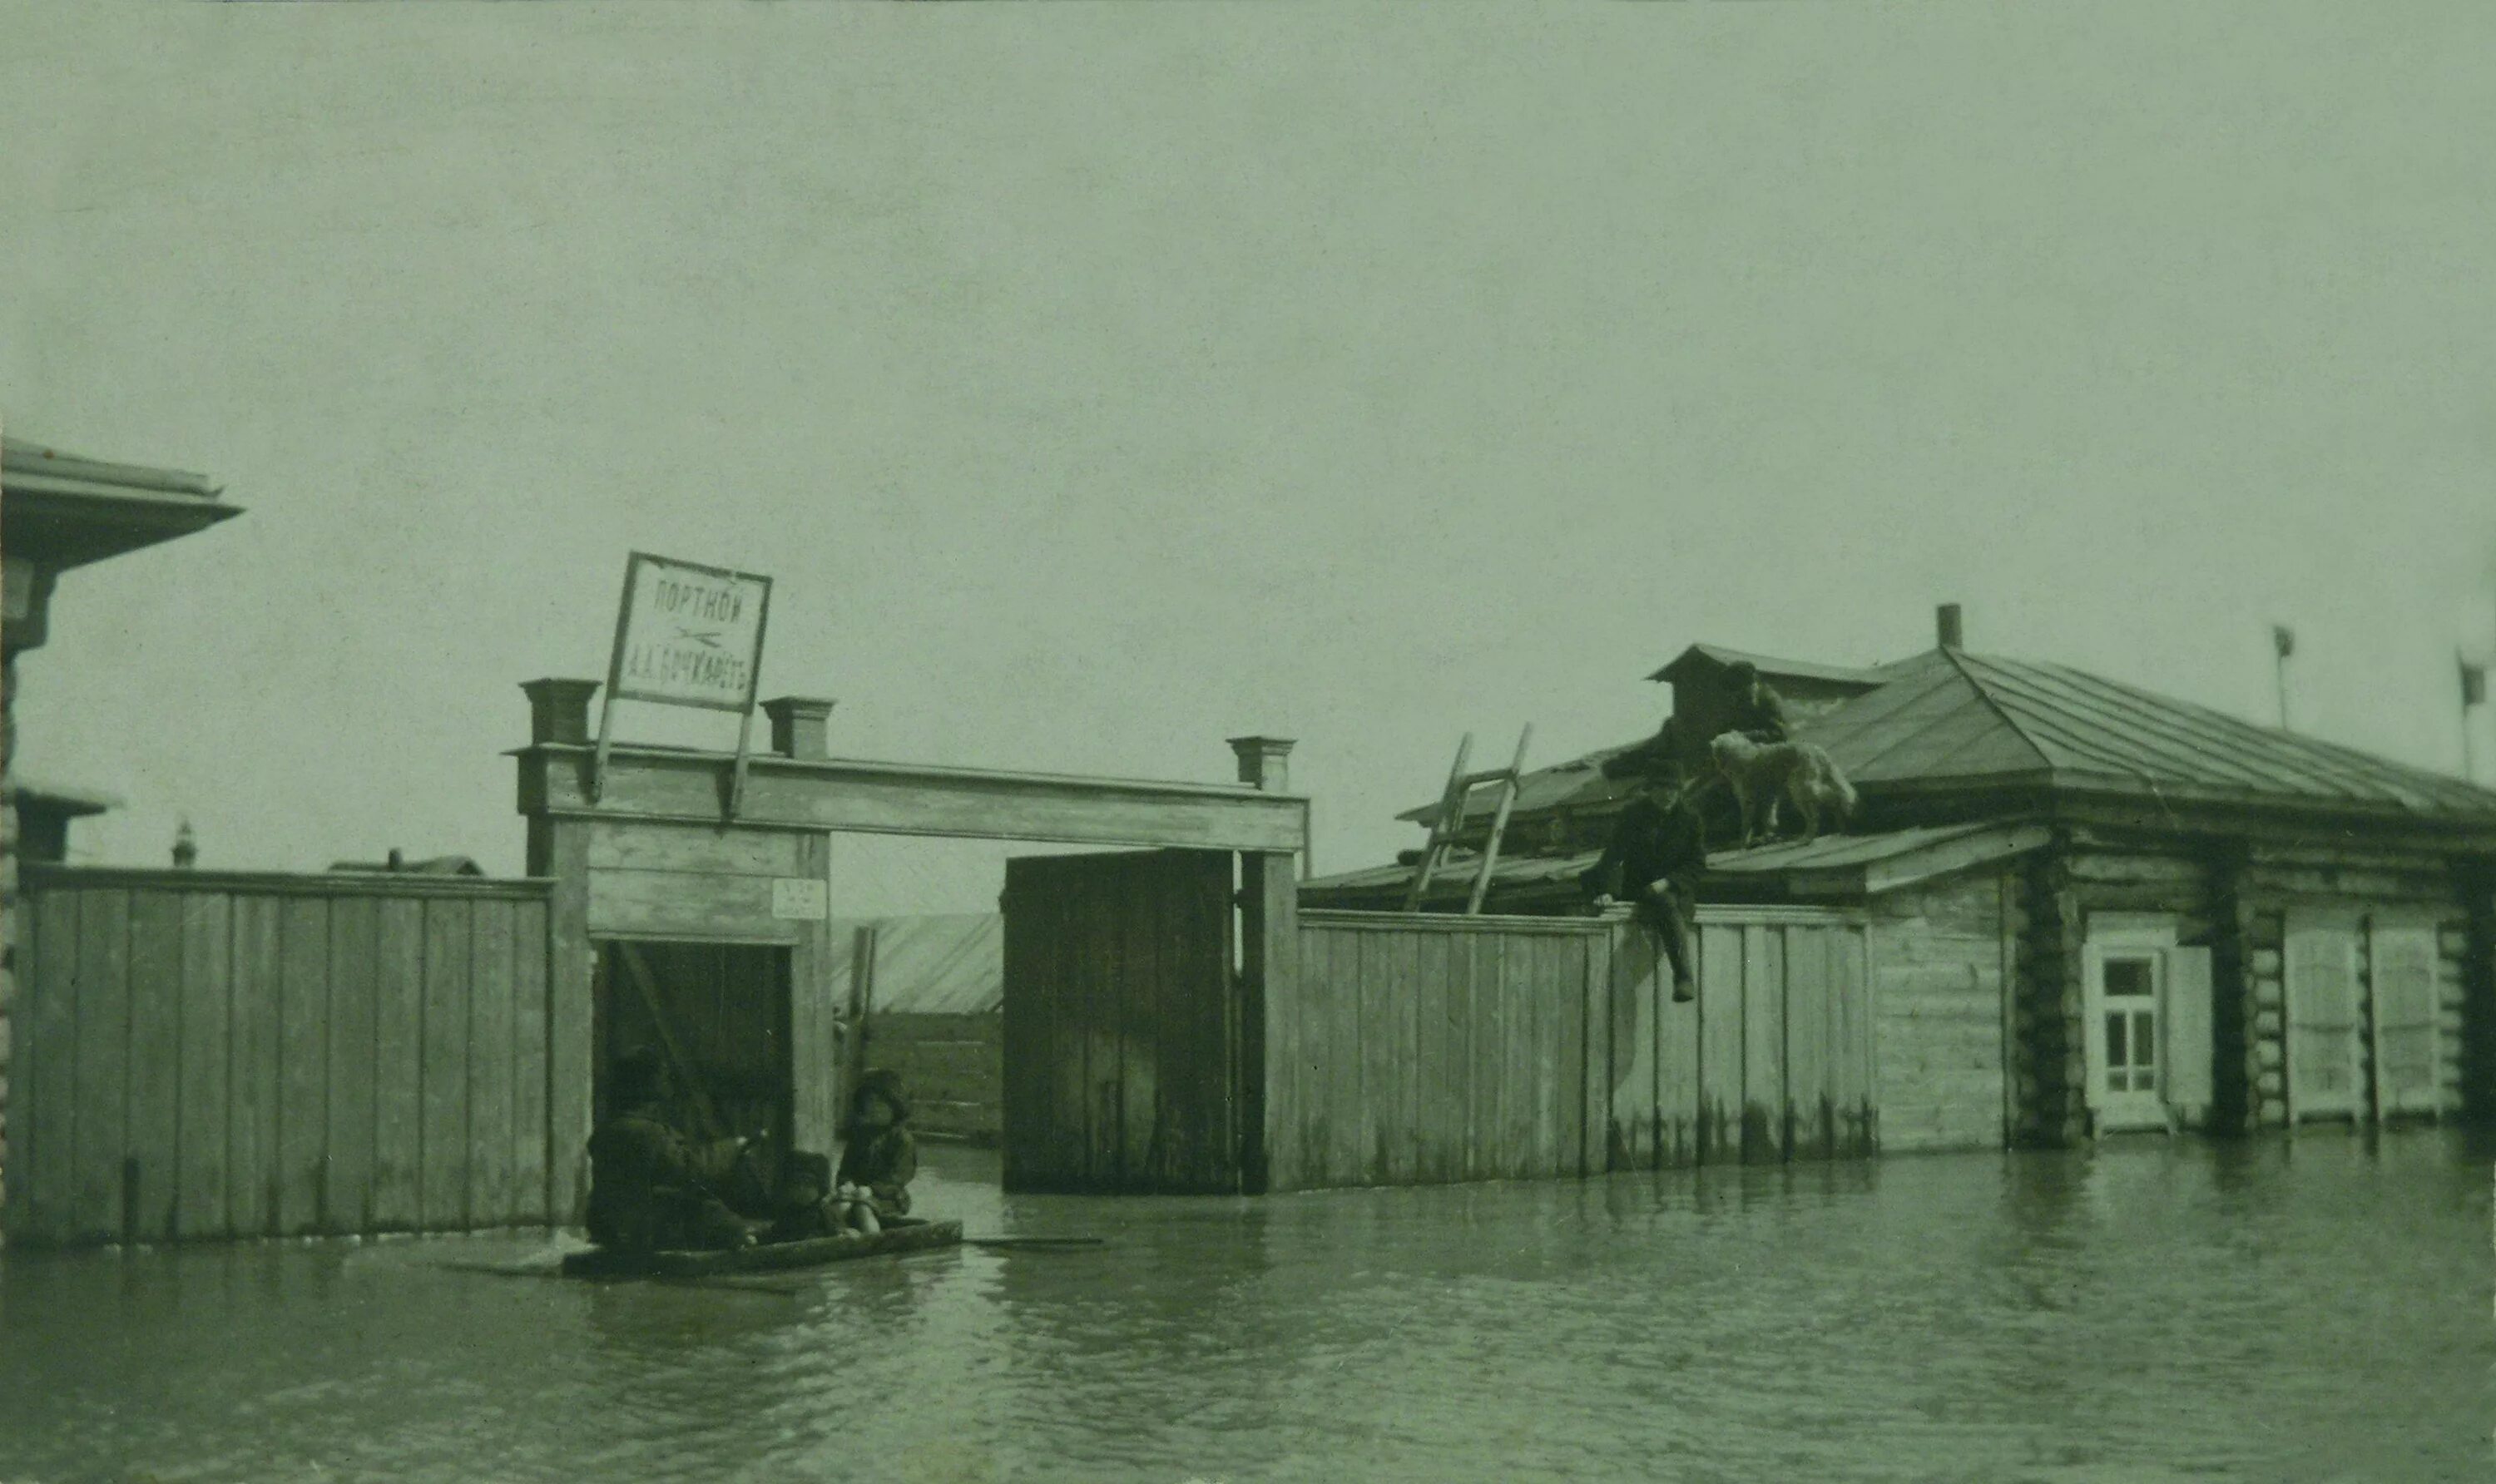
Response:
[559,1217,963,1278]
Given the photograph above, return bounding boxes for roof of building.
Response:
[1404,643,2496,834]
[1647,643,1896,687]
[3,777,121,817]
[831,913,1003,1016]
[1302,820,2051,908]
[328,855,486,877]
[1820,648,2496,819]
[2,436,239,570]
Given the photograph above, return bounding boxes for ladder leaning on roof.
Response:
[1404,726,1533,915]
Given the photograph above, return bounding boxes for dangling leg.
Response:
[1641,882,1697,1004]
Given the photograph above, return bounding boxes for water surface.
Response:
[3,1129,2489,1483]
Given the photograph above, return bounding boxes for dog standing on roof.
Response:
[1710,732,1858,847]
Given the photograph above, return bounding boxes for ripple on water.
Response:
[2,1130,2490,1483]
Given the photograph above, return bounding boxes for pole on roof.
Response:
[2271,623,2295,731]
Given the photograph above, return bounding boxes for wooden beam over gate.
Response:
[516,743,1310,853]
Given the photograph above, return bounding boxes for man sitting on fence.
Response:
[584,1048,758,1254]
[1580,760,1709,1005]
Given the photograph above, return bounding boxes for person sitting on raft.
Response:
[584,1048,760,1254]
[834,1069,919,1229]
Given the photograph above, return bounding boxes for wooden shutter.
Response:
[2162,945,2214,1115]
[2365,923,2441,1120]
[2283,923,2361,1119]
[2078,942,2107,1112]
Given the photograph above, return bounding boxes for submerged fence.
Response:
[1285,907,1874,1190]
[10,866,559,1248]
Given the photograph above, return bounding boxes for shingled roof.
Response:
[1820,648,2496,820]
[1400,644,2496,836]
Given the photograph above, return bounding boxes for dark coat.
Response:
[586,1103,748,1251]
[1583,790,1709,903]
[1727,681,1793,743]
[836,1125,919,1218]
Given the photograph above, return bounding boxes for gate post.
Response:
[1230,737,1300,1195]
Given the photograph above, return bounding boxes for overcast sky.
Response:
[5,2,2493,914]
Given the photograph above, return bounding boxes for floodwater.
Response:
[2,1131,2489,1484]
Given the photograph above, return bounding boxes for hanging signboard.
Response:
[592,552,774,814]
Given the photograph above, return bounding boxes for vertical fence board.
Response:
[1832,928,1872,1155]
[1741,925,1785,1165]
[419,898,472,1229]
[1785,926,1831,1161]
[276,897,330,1236]
[72,890,131,1244]
[1321,931,1359,1188]
[323,898,379,1235]
[1437,929,1473,1184]
[1609,926,1657,1171]
[1696,923,1744,1165]
[1465,932,1500,1183]
[1580,932,1610,1177]
[511,898,550,1224]
[1048,873,1092,1189]
[229,896,283,1238]
[23,891,80,1244]
[371,898,425,1229]
[175,893,233,1240]
[1658,929,1698,1168]
[125,893,184,1243]
[1417,930,1457,1183]
[468,901,518,1227]
[1385,931,1420,1186]
[1117,860,1158,1186]
[1494,937,1528,1179]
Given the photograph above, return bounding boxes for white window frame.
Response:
[2082,914,2180,1133]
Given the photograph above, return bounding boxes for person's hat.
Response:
[611,1046,669,1105]
[852,1067,912,1121]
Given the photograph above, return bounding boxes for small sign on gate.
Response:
[592,552,774,814]
[771,878,829,921]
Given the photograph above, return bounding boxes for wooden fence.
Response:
[11,866,557,1248]
[1285,907,1874,1190]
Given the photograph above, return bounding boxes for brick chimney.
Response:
[1936,603,1964,650]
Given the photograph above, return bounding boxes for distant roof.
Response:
[328,855,485,877]
[1812,648,2496,822]
[2,436,239,570]
[1649,643,1895,688]
[1302,821,2050,908]
[833,913,1003,1015]
[4,777,121,816]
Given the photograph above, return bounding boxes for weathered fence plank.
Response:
[1697,923,1744,1165]
[72,889,131,1244]
[1742,925,1786,1165]
[371,897,426,1230]
[468,900,518,1226]
[176,893,233,1241]
[229,894,283,1238]
[324,897,379,1235]
[276,896,330,1236]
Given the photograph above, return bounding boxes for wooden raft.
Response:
[559,1217,963,1278]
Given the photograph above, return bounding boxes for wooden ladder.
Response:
[1404,726,1533,915]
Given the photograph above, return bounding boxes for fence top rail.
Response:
[1297,908,1614,936]
[22,863,557,901]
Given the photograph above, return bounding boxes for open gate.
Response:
[1001,848,1241,1194]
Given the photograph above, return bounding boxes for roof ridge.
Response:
[1941,649,2056,773]
[2037,656,2496,806]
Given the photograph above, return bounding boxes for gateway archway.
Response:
[513,681,1305,1212]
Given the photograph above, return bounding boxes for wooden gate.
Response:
[1000,848,1240,1194]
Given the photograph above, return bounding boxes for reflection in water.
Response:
[3,1130,2490,1483]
